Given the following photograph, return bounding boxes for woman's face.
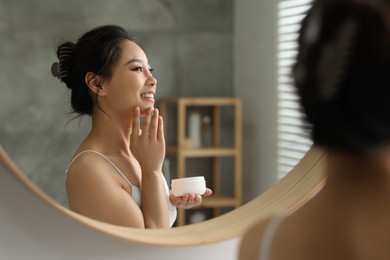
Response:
[102,40,157,118]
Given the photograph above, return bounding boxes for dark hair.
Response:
[54,25,134,115]
[293,0,390,154]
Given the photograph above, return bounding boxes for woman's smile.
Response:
[140,92,155,103]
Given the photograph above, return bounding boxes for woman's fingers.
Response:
[186,194,198,208]
[203,188,213,196]
[157,115,165,142]
[176,194,198,209]
[130,106,166,173]
[141,107,162,140]
[193,195,202,206]
[141,107,152,139]
[170,189,213,209]
[131,107,140,138]
[186,194,196,206]
[149,108,159,139]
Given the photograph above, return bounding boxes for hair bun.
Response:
[52,42,76,87]
[51,62,61,79]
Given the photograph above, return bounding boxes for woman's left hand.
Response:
[130,107,165,174]
[169,188,213,209]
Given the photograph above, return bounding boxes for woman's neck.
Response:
[324,149,390,196]
[86,111,133,156]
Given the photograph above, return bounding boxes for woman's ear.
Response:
[85,72,106,95]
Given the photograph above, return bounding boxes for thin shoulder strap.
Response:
[259,214,285,260]
[66,150,140,190]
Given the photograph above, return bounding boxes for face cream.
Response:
[171,176,206,197]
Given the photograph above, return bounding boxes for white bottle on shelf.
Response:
[201,115,212,147]
[188,111,201,147]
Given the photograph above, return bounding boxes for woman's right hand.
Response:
[130,106,166,174]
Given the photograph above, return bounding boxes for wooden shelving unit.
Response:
[159,97,242,226]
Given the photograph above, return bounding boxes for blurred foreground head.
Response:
[294,0,390,154]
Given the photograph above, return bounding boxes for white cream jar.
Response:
[171,176,206,197]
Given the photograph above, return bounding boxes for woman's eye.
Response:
[149,68,154,73]
[132,66,143,72]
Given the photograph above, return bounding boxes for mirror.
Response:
[0,0,310,231]
[0,0,234,208]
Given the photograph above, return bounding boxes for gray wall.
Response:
[234,0,279,202]
[0,0,233,206]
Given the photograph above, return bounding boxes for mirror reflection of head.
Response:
[294,0,390,155]
[53,25,177,229]
[53,25,157,118]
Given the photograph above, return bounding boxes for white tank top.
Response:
[66,150,177,227]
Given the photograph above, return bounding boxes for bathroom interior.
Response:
[0,0,317,259]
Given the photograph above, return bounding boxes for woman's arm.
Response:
[130,107,170,228]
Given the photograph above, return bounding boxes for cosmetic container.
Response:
[171,176,206,197]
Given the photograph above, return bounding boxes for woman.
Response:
[51,25,211,228]
[240,0,390,258]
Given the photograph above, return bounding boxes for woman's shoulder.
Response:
[68,149,104,168]
[240,211,316,260]
[239,194,356,260]
[66,150,117,182]
[65,149,130,203]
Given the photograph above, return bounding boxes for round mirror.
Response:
[0,0,319,245]
[0,0,235,208]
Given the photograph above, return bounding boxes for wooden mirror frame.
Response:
[0,144,325,246]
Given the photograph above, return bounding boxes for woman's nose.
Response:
[147,73,157,86]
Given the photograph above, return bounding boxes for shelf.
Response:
[166,146,238,157]
[159,97,242,226]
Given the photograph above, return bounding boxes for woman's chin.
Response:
[139,104,155,116]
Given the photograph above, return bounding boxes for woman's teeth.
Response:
[141,93,154,99]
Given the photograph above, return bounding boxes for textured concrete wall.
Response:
[0,0,233,206]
